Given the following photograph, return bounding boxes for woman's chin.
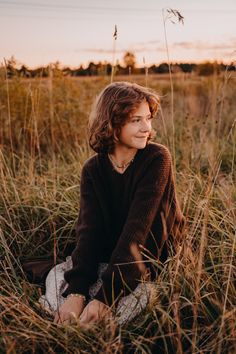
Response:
[120,139,147,150]
[134,140,147,149]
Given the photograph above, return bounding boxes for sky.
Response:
[0,0,236,68]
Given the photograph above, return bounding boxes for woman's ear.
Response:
[113,129,120,143]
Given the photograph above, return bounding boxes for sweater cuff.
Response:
[93,282,127,307]
[62,277,90,300]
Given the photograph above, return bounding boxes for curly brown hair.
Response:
[88,81,160,153]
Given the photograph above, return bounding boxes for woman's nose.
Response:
[140,120,151,132]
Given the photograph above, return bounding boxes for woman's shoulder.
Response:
[81,153,98,173]
[135,142,172,177]
[144,142,171,160]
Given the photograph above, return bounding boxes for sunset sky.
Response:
[1,0,236,68]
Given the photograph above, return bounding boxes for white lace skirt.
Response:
[39,256,154,325]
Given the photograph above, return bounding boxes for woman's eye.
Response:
[130,116,152,123]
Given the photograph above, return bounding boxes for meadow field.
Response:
[0,72,235,353]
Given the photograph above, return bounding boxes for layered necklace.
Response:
[108,152,136,171]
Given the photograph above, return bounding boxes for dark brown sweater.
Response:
[63,142,185,307]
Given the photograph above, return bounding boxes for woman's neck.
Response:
[110,146,138,166]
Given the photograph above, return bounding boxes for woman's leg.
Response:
[39,256,73,313]
[115,282,155,325]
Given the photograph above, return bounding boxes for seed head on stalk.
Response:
[113,24,117,40]
[111,25,118,83]
[166,8,184,25]
[161,8,184,170]
[143,56,148,87]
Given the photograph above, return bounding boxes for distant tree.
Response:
[171,64,183,73]
[156,63,169,74]
[123,52,136,73]
[62,67,72,76]
[196,61,221,76]
[113,62,125,76]
[49,61,63,77]
[70,65,85,76]
[41,66,50,77]
[0,64,5,79]
[97,61,108,76]
[30,67,48,78]
[87,62,98,76]
[148,65,158,74]
[19,65,31,78]
[227,62,236,71]
[105,63,112,75]
[179,63,196,73]
[4,56,18,78]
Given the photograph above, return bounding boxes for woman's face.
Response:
[116,100,153,150]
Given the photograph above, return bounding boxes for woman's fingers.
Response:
[79,300,111,325]
[79,304,98,324]
[54,300,111,326]
[54,311,61,323]
[54,311,78,325]
[53,297,86,324]
[54,310,66,324]
[79,309,92,323]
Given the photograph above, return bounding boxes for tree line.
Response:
[1,52,235,79]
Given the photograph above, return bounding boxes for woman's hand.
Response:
[54,296,86,324]
[79,299,112,326]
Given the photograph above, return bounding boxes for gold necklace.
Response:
[108,153,136,169]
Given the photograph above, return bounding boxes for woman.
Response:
[50,81,185,325]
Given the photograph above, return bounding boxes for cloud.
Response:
[173,39,236,51]
[134,40,161,46]
[75,38,236,62]
[129,46,166,53]
[128,40,165,52]
[77,43,166,55]
[221,50,236,59]
[77,48,124,54]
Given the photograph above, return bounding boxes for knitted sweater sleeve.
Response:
[62,163,104,299]
[93,147,172,307]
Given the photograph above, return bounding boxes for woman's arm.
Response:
[93,147,173,306]
[62,163,104,299]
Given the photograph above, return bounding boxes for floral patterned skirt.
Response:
[39,256,155,325]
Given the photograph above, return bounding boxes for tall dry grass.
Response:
[0,72,235,353]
